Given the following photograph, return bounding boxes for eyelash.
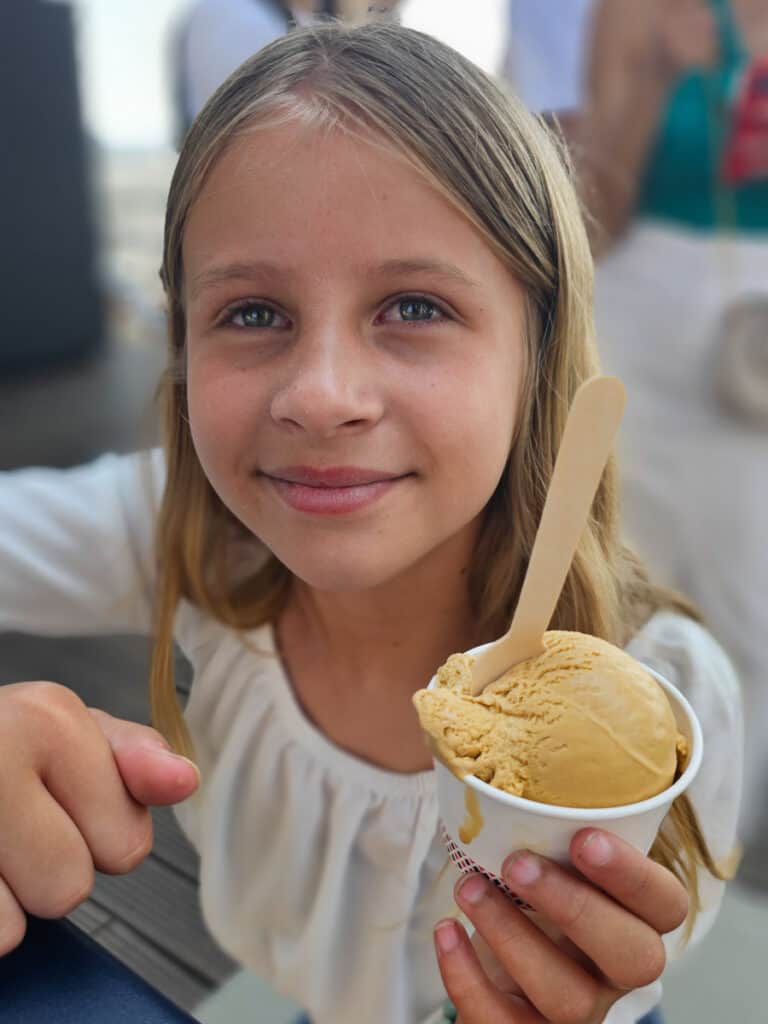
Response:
[216,294,450,330]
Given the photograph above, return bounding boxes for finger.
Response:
[9,683,153,875]
[0,874,27,955]
[0,774,95,918]
[570,829,689,935]
[89,709,200,807]
[455,874,603,1023]
[502,850,667,992]
[434,918,544,1024]
[472,929,526,996]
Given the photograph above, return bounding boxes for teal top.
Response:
[636,0,768,231]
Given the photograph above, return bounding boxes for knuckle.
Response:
[558,885,591,931]
[42,871,95,920]
[614,935,667,990]
[446,973,482,1008]
[626,860,654,902]
[551,986,600,1024]
[666,881,690,932]
[108,818,154,874]
[637,936,667,986]
[102,815,154,872]
[12,682,87,734]
[495,930,525,966]
[440,955,483,1007]
[0,906,27,956]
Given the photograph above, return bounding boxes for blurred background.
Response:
[0,1,766,1022]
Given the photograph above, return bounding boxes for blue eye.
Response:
[380,296,446,324]
[223,302,290,329]
[399,298,436,321]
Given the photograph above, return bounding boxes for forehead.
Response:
[181,121,511,286]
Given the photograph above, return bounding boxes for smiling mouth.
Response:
[260,467,410,516]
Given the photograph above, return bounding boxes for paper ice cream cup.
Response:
[429,650,703,901]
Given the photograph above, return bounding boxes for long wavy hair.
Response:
[152,21,731,933]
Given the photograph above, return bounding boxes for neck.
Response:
[278,537,488,699]
[273,530,494,773]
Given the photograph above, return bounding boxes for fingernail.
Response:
[158,750,201,780]
[136,738,172,753]
[157,750,194,764]
[503,851,541,886]
[457,873,488,906]
[434,919,460,954]
[580,830,613,867]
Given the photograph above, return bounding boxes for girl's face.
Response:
[182,122,527,593]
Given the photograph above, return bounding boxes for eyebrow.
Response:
[188,260,285,300]
[188,257,481,300]
[373,258,481,290]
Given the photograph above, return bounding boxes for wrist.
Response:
[624,52,676,116]
[629,24,685,93]
[629,50,678,94]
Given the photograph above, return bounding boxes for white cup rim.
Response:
[427,651,703,820]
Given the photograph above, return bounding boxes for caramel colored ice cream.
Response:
[413,631,685,809]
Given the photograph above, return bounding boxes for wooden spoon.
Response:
[470,376,626,695]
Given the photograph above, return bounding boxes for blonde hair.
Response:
[153,21,731,931]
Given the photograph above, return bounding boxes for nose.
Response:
[269,322,384,437]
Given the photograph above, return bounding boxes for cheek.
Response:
[441,346,523,479]
[185,356,256,481]
[415,358,521,530]
[449,397,517,500]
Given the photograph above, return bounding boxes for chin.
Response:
[271,545,415,595]
[285,562,401,594]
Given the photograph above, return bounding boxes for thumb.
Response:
[88,708,201,807]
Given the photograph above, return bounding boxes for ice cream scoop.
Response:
[417,647,702,885]
[413,630,686,808]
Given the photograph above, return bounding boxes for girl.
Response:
[0,21,742,1024]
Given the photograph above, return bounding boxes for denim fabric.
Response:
[1,916,198,1023]
[638,1009,665,1024]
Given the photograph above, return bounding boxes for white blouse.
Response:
[0,452,744,1024]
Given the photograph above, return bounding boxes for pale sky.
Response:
[66,0,507,149]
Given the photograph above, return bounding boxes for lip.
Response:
[261,465,409,516]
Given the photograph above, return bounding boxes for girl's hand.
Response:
[434,828,688,1024]
[0,682,200,955]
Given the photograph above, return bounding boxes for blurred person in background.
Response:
[171,0,400,143]
[505,0,768,868]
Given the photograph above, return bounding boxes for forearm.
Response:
[571,69,671,254]
[0,453,159,637]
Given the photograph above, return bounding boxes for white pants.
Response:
[594,223,768,846]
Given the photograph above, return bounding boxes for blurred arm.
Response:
[0,451,163,637]
[572,0,672,255]
[502,0,669,254]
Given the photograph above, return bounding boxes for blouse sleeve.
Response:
[0,450,164,637]
[626,610,744,956]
